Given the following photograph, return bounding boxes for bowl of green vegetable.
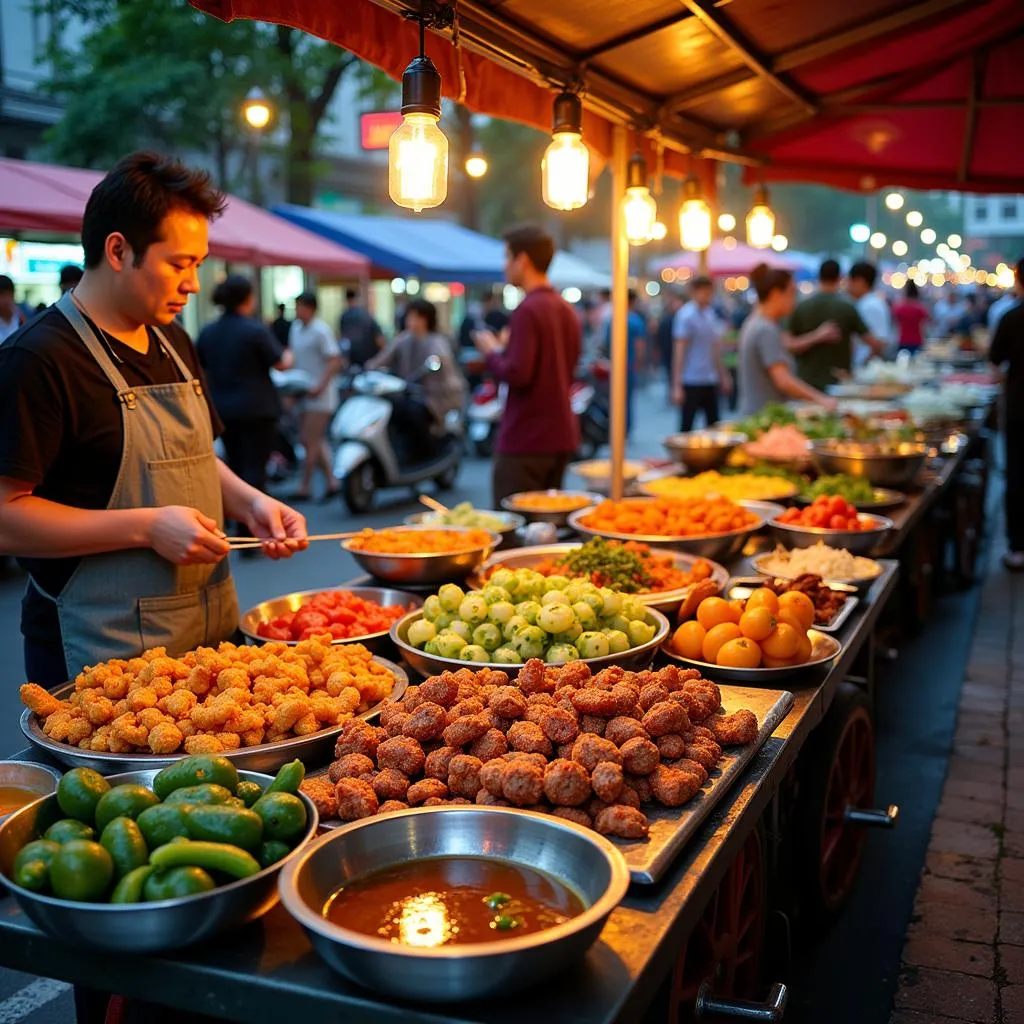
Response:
[405,503,525,547]
[797,474,905,510]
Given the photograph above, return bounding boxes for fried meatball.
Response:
[605,717,648,747]
[299,777,338,820]
[479,758,507,797]
[377,736,426,776]
[688,725,717,744]
[448,754,484,799]
[684,743,721,771]
[372,768,410,802]
[571,687,619,717]
[505,751,548,769]
[445,797,473,806]
[620,736,661,776]
[527,692,556,708]
[595,805,649,839]
[469,728,508,762]
[335,778,379,820]
[572,733,622,771]
[554,660,593,689]
[487,712,516,734]
[591,761,624,803]
[616,785,641,810]
[422,796,445,806]
[402,701,447,742]
[445,699,485,727]
[578,715,607,737]
[407,778,449,804]
[383,712,411,738]
[556,741,576,760]
[591,665,626,688]
[667,757,709,784]
[401,685,423,711]
[500,761,545,806]
[536,707,579,744]
[639,682,670,712]
[517,658,555,695]
[476,790,511,806]
[377,700,406,728]
[624,773,653,804]
[642,701,690,738]
[378,799,410,814]
[488,686,528,719]
[679,678,722,722]
[442,714,491,748]
[329,752,376,783]
[507,720,553,757]
[707,709,758,746]
[650,765,703,807]
[542,759,591,807]
[334,720,379,760]
[655,734,687,760]
[419,674,461,708]
[424,744,459,781]
[551,806,592,829]
[660,665,704,692]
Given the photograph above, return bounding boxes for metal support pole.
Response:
[609,125,630,500]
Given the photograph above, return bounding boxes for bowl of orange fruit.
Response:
[662,585,842,683]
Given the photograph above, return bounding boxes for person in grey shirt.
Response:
[737,265,838,417]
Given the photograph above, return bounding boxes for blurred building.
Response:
[964,195,1024,237]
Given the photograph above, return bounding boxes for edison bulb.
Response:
[771,234,788,252]
[679,198,712,251]
[389,112,449,213]
[542,132,589,211]
[623,186,657,246]
[746,204,775,249]
[651,221,668,241]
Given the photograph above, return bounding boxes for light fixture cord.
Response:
[653,135,664,197]
[419,0,426,57]
[452,0,467,103]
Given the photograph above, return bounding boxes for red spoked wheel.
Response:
[667,827,766,1024]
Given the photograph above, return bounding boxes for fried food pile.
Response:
[20,638,395,756]
[301,658,759,841]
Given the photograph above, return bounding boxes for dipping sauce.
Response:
[0,786,38,817]
[322,857,584,947]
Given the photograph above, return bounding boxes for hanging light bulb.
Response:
[651,221,668,241]
[621,153,657,246]
[542,92,590,211]
[678,175,712,252]
[464,146,488,179]
[388,52,448,212]
[746,185,775,248]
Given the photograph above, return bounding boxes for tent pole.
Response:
[609,124,629,501]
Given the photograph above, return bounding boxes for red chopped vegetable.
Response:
[256,591,410,642]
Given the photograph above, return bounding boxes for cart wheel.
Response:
[342,460,378,514]
[796,682,875,924]
[668,826,766,1024]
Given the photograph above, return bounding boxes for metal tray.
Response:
[465,542,731,616]
[19,657,409,776]
[725,576,859,634]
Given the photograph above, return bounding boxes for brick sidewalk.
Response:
[891,526,1024,1023]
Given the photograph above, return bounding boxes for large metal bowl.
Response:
[811,441,929,489]
[0,769,318,953]
[391,606,670,680]
[500,490,603,527]
[566,460,646,495]
[661,430,747,471]
[277,806,629,1002]
[767,513,893,555]
[239,586,423,652]
[750,551,882,594]
[0,761,62,826]
[567,497,770,561]
[342,526,502,586]
[404,509,525,550]
[466,542,730,617]
[20,657,408,775]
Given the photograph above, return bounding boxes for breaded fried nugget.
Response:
[642,701,690,737]
[300,777,339,819]
[403,701,447,742]
[335,778,378,820]
[378,799,410,814]
[373,768,410,802]
[488,686,528,719]
[595,805,649,839]
[707,709,758,746]
[500,761,544,806]
[543,759,591,807]
[620,736,660,776]
[183,734,225,754]
[571,734,622,772]
[407,778,448,805]
[507,720,553,757]
[20,683,67,719]
[331,753,376,782]
[678,678,721,722]
[110,711,147,747]
[148,722,184,754]
[377,736,426,776]
[650,764,702,807]
[418,674,461,708]
[553,660,592,689]
[468,728,508,763]
[448,754,484,799]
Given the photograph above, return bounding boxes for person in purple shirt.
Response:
[473,224,581,505]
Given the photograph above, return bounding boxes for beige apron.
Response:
[30,293,239,678]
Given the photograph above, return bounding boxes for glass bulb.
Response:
[679,198,712,252]
[542,131,590,211]
[651,221,668,241]
[746,204,775,248]
[389,112,449,213]
[622,186,657,246]
[771,234,788,252]
[718,213,736,232]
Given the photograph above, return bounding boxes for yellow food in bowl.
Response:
[644,471,796,502]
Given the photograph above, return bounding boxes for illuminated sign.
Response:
[360,111,403,151]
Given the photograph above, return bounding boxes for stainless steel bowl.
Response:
[0,769,318,953]
[767,513,893,555]
[404,510,524,551]
[566,460,646,495]
[811,441,929,488]
[500,491,603,527]
[0,761,62,826]
[465,542,730,617]
[661,430,747,471]
[750,552,882,594]
[20,658,408,775]
[342,526,502,586]
[239,586,423,651]
[277,806,629,1002]
[567,497,769,561]
[391,606,670,680]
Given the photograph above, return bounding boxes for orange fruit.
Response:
[696,597,740,631]
[702,622,742,663]
[717,637,762,669]
[672,620,707,660]
[792,630,813,664]
[739,606,777,642]
[776,610,806,636]
[778,591,815,632]
[745,588,779,615]
[761,621,800,660]
[728,598,746,617]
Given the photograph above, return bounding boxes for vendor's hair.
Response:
[82,151,226,269]
[504,223,555,273]
[751,263,793,302]
[405,297,438,333]
[213,274,253,313]
[849,262,877,289]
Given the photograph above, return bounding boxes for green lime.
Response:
[143,866,216,901]
[136,804,189,848]
[252,792,307,843]
[49,839,114,902]
[99,817,149,880]
[12,839,60,892]
[235,781,263,808]
[44,819,96,845]
[94,784,160,833]
[257,840,291,869]
[56,768,110,824]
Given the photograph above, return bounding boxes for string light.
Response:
[892,240,908,257]
[542,92,589,211]
[621,153,657,246]
[771,234,788,252]
[651,222,668,241]
[906,210,923,227]
[718,213,736,232]
[679,175,712,252]
[464,146,488,179]
[746,185,775,248]
[869,231,887,249]
[921,228,936,244]
[884,192,904,211]
[850,223,870,243]
[947,233,962,248]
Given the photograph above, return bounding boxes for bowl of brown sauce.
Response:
[0,762,61,826]
[277,805,630,1002]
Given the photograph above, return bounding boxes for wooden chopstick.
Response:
[227,531,360,549]
[419,494,449,513]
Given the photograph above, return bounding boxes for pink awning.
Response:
[0,156,369,276]
[653,241,797,278]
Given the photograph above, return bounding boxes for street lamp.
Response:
[242,87,272,130]
[464,147,488,179]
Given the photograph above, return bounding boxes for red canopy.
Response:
[0,156,369,275]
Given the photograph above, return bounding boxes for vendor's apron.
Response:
[29,293,239,678]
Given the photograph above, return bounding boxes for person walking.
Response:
[847,261,893,367]
[656,288,684,385]
[59,264,84,294]
[289,291,343,502]
[197,275,291,533]
[340,286,385,367]
[892,281,930,353]
[604,289,646,435]
[0,275,25,342]
[737,264,838,417]
[670,275,731,431]
[473,224,581,505]
[270,302,291,347]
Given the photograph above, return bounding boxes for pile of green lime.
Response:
[8,755,309,904]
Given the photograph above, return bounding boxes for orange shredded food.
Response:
[348,528,494,554]
[508,492,594,512]
[578,496,758,538]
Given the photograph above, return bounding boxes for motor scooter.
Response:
[331,356,463,514]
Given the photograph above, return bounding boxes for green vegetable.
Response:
[95,784,161,833]
[49,839,114,902]
[56,768,111,824]
[143,865,217,901]
[182,804,263,851]
[491,646,523,665]
[252,792,308,843]
[136,804,190,848]
[493,914,519,930]
[45,818,96,845]
[164,783,235,807]
[265,760,305,796]
[429,502,507,531]
[551,537,654,593]
[153,755,240,801]
[484,892,510,910]
[472,622,502,652]
[257,840,291,869]
[576,631,610,659]
[407,618,437,647]
[437,583,465,613]
[458,644,490,663]
[149,840,260,879]
[13,839,60,892]
[100,817,149,880]
[110,865,156,904]
[235,781,264,809]
[801,473,876,504]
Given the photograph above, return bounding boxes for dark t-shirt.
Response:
[790,291,868,391]
[0,307,221,644]
[991,303,1024,423]
[340,306,384,366]
[197,311,283,422]
[271,315,291,347]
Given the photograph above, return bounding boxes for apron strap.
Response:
[152,325,203,396]
[56,292,137,404]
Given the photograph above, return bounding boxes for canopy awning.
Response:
[653,241,797,278]
[272,204,610,288]
[0,156,370,275]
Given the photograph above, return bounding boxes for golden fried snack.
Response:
[300,777,339,819]
[20,683,66,719]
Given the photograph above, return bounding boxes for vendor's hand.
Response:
[820,396,840,414]
[244,493,308,559]
[148,506,230,565]
[719,373,734,397]
[815,321,840,344]
[671,384,684,407]
[472,329,502,356]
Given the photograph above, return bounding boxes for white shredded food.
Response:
[759,542,880,581]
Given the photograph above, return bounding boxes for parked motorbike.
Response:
[267,367,315,482]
